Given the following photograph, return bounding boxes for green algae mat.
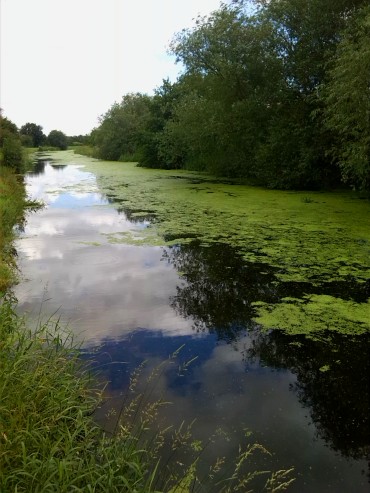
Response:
[59,151,370,339]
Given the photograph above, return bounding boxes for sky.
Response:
[0,0,225,136]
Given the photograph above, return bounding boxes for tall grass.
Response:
[0,297,294,492]
[103,352,295,493]
[0,297,157,492]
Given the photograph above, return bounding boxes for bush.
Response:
[2,136,24,173]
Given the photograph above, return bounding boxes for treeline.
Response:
[0,113,85,172]
[90,0,370,191]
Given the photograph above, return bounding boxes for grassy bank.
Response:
[70,145,97,158]
[0,298,155,492]
[0,298,294,492]
[0,167,27,292]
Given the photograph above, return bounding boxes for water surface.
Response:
[15,153,369,492]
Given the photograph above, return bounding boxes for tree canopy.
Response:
[88,0,370,191]
[47,130,68,150]
[20,123,45,148]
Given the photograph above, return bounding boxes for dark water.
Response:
[15,157,369,492]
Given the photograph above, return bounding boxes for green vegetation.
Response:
[0,151,294,492]
[87,0,369,192]
[0,297,294,492]
[69,145,96,158]
[0,298,151,492]
[20,123,46,148]
[58,151,370,340]
[0,114,25,173]
[323,4,370,190]
[47,129,68,150]
[0,167,27,291]
[1,136,24,173]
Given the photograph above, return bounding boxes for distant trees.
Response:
[90,0,370,191]
[47,130,68,150]
[20,123,45,147]
[67,134,90,146]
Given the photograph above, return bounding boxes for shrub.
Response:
[2,136,24,173]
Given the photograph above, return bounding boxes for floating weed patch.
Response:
[58,151,370,337]
[253,295,370,338]
[76,241,102,247]
[102,230,165,247]
[68,154,370,282]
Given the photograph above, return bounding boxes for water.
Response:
[15,155,369,492]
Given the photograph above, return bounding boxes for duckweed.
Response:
[63,151,370,337]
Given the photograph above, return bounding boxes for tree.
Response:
[93,93,152,161]
[323,5,370,190]
[47,130,68,150]
[20,123,45,147]
[162,0,367,188]
[165,4,285,179]
[0,114,19,146]
[137,79,184,168]
[89,0,369,190]
[2,136,24,173]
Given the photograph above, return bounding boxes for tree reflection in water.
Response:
[165,241,280,340]
[164,241,370,466]
[245,329,370,464]
[27,158,47,177]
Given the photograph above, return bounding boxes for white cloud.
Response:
[1,0,224,135]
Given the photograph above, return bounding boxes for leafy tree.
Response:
[0,114,19,146]
[20,123,45,147]
[162,0,368,188]
[90,0,369,190]
[137,79,184,168]
[66,134,89,146]
[93,93,152,161]
[323,4,370,190]
[47,130,68,150]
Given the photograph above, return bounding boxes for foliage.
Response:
[20,122,46,147]
[70,145,97,158]
[323,4,370,190]
[92,93,152,161]
[0,167,26,292]
[47,129,68,150]
[1,135,25,173]
[0,298,148,492]
[67,134,90,146]
[88,0,369,191]
[0,115,19,146]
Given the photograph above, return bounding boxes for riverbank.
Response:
[0,167,27,292]
[0,297,154,492]
[0,165,156,491]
